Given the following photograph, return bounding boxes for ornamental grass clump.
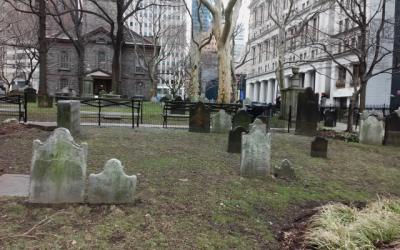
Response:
[305,198,400,250]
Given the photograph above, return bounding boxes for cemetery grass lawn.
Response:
[1,127,400,248]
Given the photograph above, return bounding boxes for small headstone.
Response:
[211,110,232,133]
[232,110,252,131]
[311,137,328,158]
[295,87,319,136]
[242,98,252,109]
[256,115,270,132]
[198,95,209,103]
[189,102,210,133]
[272,159,295,180]
[227,126,248,153]
[88,159,137,204]
[24,87,37,103]
[240,129,271,178]
[57,100,80,137]
[324,110,337,127]
[359,115,384,145]
[384,108,400,146]
[151,96,158,103]
[29,128,87,204]
[249,118,267,134]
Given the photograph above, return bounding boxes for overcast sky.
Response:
[237,1,250,40]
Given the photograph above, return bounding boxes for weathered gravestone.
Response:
[227,126,248,153]
[24,87,37,103]
[242,98,252,109]
[240,128,271,178]
[384,108,400,146]
[29,128,87,203]
[249,118,267,134]
[189,102,210,133]
[271,159,295,180]
[57,100,81,137]
[211,110,232,133]
[359,114,385,145]
[295,87,319,136]
[324,110,337,127]
[232,110,252,131]
[311,137,328,158]
[88,159,137,204]
[256,115,270,132]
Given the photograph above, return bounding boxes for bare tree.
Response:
[133,0,186,99]
[199,0,242,103]
[299,0,396,131]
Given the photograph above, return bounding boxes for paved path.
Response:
[0,174,29,197]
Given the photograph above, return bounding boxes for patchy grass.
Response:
[0,127,399,248]
[306,198,400,249]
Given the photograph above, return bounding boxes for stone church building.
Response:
[46,2,158,99]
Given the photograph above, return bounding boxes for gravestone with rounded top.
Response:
[272,159,295,180]
[384,108,400,146]
[29,128,87,203]
[240,128,271,178]
[295,87,319,136]
[311,137,328,158]
[324,110,337,127]
[211,110,232,133]
[88,159,137,204]
[57,100,81,137]
[359,114,384,145]
[189,102,210,133]
[227,126,248,153]
[232,110,252,131]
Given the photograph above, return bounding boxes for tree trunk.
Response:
[38,0,48,98]
[217,43,232,104]
[112,43,122,94]
[346,93,358,132]
[359,83,366,112]
[189,47,201,101]
[77,48,85,96]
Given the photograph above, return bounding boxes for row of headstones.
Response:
[359,109,400,146]
[29,128,137,204]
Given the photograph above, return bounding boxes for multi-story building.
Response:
[128,0,188,98]
[192,0,212,33]
[245,0,395,107]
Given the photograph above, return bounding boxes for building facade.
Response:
[127,0,188,98]
[245,0,395,107]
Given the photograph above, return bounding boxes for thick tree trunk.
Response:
[346,93,358,132]
[217,43,233,104]
[38,0,47,97]
[359,84,367,112]
[77,47,85,96]
[112,43,122,94]
[189,47,201,101]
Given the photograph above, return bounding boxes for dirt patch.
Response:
[0,123,50,175]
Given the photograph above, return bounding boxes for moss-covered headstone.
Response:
[88,159,137,204]
[29,128,87,203]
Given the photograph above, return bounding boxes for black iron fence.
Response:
[0,94,27,122]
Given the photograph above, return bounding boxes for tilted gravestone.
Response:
[189,102,210,133]
[227,126,248,153]
[211,110,232,133]
[232,110,252,131]
[359,114,385,145]
[256,115,270,132]
[88,159,137,204]
[271,159,295,180]
[295,87,319,136]
[384,108,400,146]
[311,137,328,158]
[249,118,267,134]
[240,128,271,178]
[57,100,81,137]
[29,128,87,203]
[324,110,337,127]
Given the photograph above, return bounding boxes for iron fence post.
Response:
[24,92,27,123]
[98,99,101,127]
[131,99,134,129]
[288,105,292,133]
[18,95,22,122]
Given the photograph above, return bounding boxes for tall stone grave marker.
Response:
[249,118,267,134]
[211,110,232,133]
[232,110,252,131]
[384,108,400,146]
[57,100,81,137]
[227,126,247,153]
[295,87,319,136]
[311,137,328,158]
[189,102,210,133]
[359,114,385,145]
[240,128,271,178]
[29,128,87,203]
[88,159,137,204]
